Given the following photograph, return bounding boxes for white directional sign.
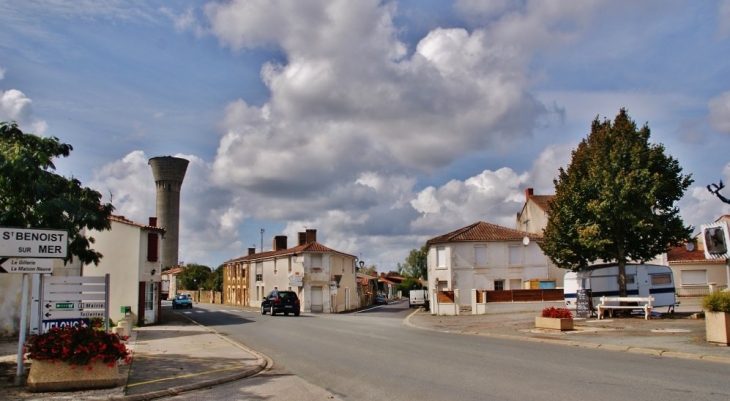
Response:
[0,228,68,258]
[0,258,54,274]
[40,275,109,333]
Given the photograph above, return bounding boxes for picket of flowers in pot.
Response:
[535,306,574,331]
[23,322,131,392]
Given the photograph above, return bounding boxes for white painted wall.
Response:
[428,240,551,306]
[83,220,161,325]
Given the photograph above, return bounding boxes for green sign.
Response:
[55,302,75,309]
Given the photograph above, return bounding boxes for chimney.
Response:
[525,188,534,199]
[248,247,256,256]
[305,229,317,244]
[298,232,307,246]
[149,217,157,227]
[273,235,288,251]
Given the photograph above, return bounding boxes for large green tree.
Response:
[540,109,693,296]
[0,122,114,265]
[397,246,428,280]
[177,264,213,290]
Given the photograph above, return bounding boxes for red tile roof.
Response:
[667,245,726,264]
[110,215,165,233]
[529,195,554,212]
[426,221,542,245]
[225,241,355,263]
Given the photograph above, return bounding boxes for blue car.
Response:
[172,294,193,309]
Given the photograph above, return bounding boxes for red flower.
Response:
[541,307,572,319]
[24,325,130,366]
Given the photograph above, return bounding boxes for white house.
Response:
[426,221,551,308]
[224,229,360,313]
[82,215,165,326]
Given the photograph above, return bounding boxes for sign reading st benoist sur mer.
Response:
[0,227,68,258]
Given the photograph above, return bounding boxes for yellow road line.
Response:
[126,365,242,388]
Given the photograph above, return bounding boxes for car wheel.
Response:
[270,305,276,316]
[284,312,289,316]
[294,311,300,316]
[261,305,267,315]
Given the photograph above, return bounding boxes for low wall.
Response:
[177,290,223,304]
[484,289,564,303]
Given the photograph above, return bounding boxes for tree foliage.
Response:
[540,109,693,296]
[397,246,428,280]
[177,264,213,290]
[0,122,114,265]
[359,264,378,276]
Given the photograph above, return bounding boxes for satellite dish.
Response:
[686,242,695,252]
[522,236,530,246]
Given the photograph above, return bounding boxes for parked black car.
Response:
[261,290,301,316]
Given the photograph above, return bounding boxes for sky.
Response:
[1,0,730,272]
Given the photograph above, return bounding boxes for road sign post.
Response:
[0,227,68,258]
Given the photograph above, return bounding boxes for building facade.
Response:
[82,215,165,326]
[223,229,360,313]
[426,221,550,308]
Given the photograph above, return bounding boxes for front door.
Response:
[311,286,323,313]
[144,282,156,324]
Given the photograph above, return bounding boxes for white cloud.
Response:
[209,1,557,198]
[0,88,47,135]
[708,92,730,134]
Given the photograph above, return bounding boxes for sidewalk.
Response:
[0,308,267,400]
[406,297,730,363]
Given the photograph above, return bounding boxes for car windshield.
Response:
[176,295,187,300]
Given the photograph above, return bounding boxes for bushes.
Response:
[541,306,573,319]
[702,290,730,313]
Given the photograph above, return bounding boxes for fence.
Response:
[677,285,728,298]
[484,289,564,303]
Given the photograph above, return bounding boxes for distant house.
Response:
[516,188,554,235]
[378,273,402,299]
[161,266,185,300]
[668,215,730,296]
[82,215,165,326]
[223,229,360,313]
[426,221,550,308]
[356,273,378,306]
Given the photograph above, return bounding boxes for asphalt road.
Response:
[175,301,730,401]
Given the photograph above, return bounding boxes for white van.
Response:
[564,263,677,312]
[409,289,429,309]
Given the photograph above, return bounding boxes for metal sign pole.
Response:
[105,274,110,333]
[15,273,29,386]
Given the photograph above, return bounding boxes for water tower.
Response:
[148,156,189,269]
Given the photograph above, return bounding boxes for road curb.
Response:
[404,310,730,365]
[107,311,271,400]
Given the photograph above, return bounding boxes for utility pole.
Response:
[260,228,265,253]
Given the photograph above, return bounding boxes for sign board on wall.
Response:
[0,228,68,258]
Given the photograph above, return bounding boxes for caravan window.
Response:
[617,275,635,285]
[651,274,672,285]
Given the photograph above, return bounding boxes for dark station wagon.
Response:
[261,290,300,316]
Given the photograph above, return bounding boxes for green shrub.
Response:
[702,291,730,313]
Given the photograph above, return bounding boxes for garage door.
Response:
[311,286,323,313]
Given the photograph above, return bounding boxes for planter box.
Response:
[27,360,120,393]
[705,311,730,345]
[535,316,574,331]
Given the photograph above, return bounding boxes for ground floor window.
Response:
[494,279,505,291]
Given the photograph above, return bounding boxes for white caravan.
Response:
[564,263,677,312]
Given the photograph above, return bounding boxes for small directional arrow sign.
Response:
[0,257,54,274]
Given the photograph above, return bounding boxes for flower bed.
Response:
[535,307,574,331]
[24,325,130,392]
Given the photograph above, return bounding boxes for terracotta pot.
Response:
[535,316,574,331]
[27,359,119,393]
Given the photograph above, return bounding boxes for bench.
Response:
[597,296,654,320]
